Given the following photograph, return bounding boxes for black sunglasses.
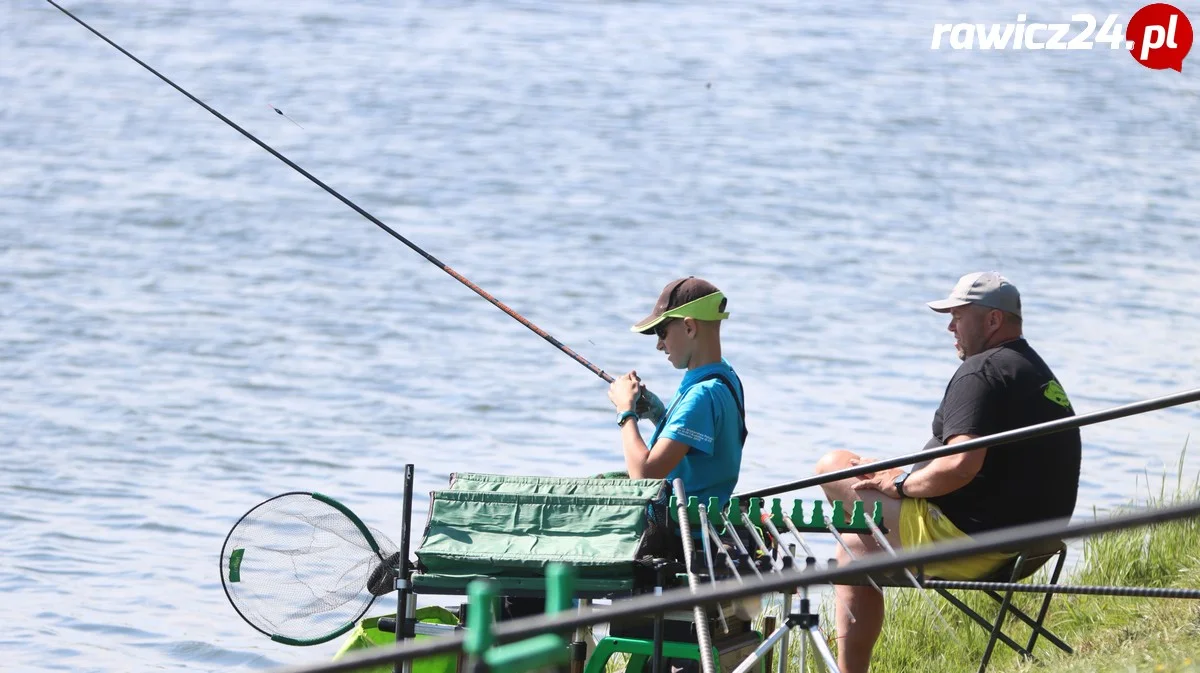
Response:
[653,319,677,340]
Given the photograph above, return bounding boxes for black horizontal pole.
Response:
[269,497,1200,673]
[736,386,1200,499]
[918,580,1200,599]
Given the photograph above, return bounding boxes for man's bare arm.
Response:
[901,434,986,498]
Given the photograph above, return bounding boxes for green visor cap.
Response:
[631,291,730,333]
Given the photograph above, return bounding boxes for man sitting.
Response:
[813,272,1082,673]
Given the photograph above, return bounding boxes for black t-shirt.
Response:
[921,339,1081,534]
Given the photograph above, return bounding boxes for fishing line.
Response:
[268,104,304,129]
[44,0,613,384]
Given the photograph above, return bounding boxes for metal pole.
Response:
[652,570,664,673]
[737,387,1200,499]
[782,515,857,624]
[720,511,762,579]
[704,516,743,582]
[698,503,730,634]
[765,515,855,625]
[773,539,791,673]
[922,581,1200,598]
[570,599,589,673]
[779,515,816,559]
[397,464,415,673]
[740,511,780,573]
[673,480,716,673]
[797,591,807,673]
[736,510,786,673]
[805,621,840,673]
[731,621,791,673]
[821,517,883,596]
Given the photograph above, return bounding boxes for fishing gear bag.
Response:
[411,473,677,596]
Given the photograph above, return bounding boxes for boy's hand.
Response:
[607,371,641,413]
[636,386,666,424]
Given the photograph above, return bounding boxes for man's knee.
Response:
[815,449,859,475]
[835,532,875,560]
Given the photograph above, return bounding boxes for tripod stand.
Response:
[732,589,840,673]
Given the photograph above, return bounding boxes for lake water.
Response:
[2,0,1198,670]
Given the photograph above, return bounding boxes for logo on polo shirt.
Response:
[1043,380,1072,409]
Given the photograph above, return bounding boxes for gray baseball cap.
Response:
[927,272,1022,317]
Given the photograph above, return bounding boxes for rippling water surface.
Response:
[2,0,1198,670]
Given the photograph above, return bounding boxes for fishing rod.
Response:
[44,0,614,384]
[736,386,1200,499]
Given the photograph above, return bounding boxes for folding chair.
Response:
[868,538,1072,673]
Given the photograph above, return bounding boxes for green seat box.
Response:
[332,606,459,673]
[413,475,672,594]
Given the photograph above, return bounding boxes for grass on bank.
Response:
[772,454,1200,673]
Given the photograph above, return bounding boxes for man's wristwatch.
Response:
[893,471,910,498]
[617,410,639,427]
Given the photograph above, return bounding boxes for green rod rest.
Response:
[746,497,762,529]
[782,499,886,533]
[668,497,887,533]
[666,496,726,527]
[727,496,743,525]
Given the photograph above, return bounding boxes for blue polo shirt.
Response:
[648,359,745,508]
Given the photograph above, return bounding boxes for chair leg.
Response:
[1026,549,1069,655]
[977,555,1025,673]
[979,591,1072,655]
[934,589,1029,656]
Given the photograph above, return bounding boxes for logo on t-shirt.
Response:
[1043,380,1072,409]
[676,427,715,445]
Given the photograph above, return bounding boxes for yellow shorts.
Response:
[898,498,1012,581]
